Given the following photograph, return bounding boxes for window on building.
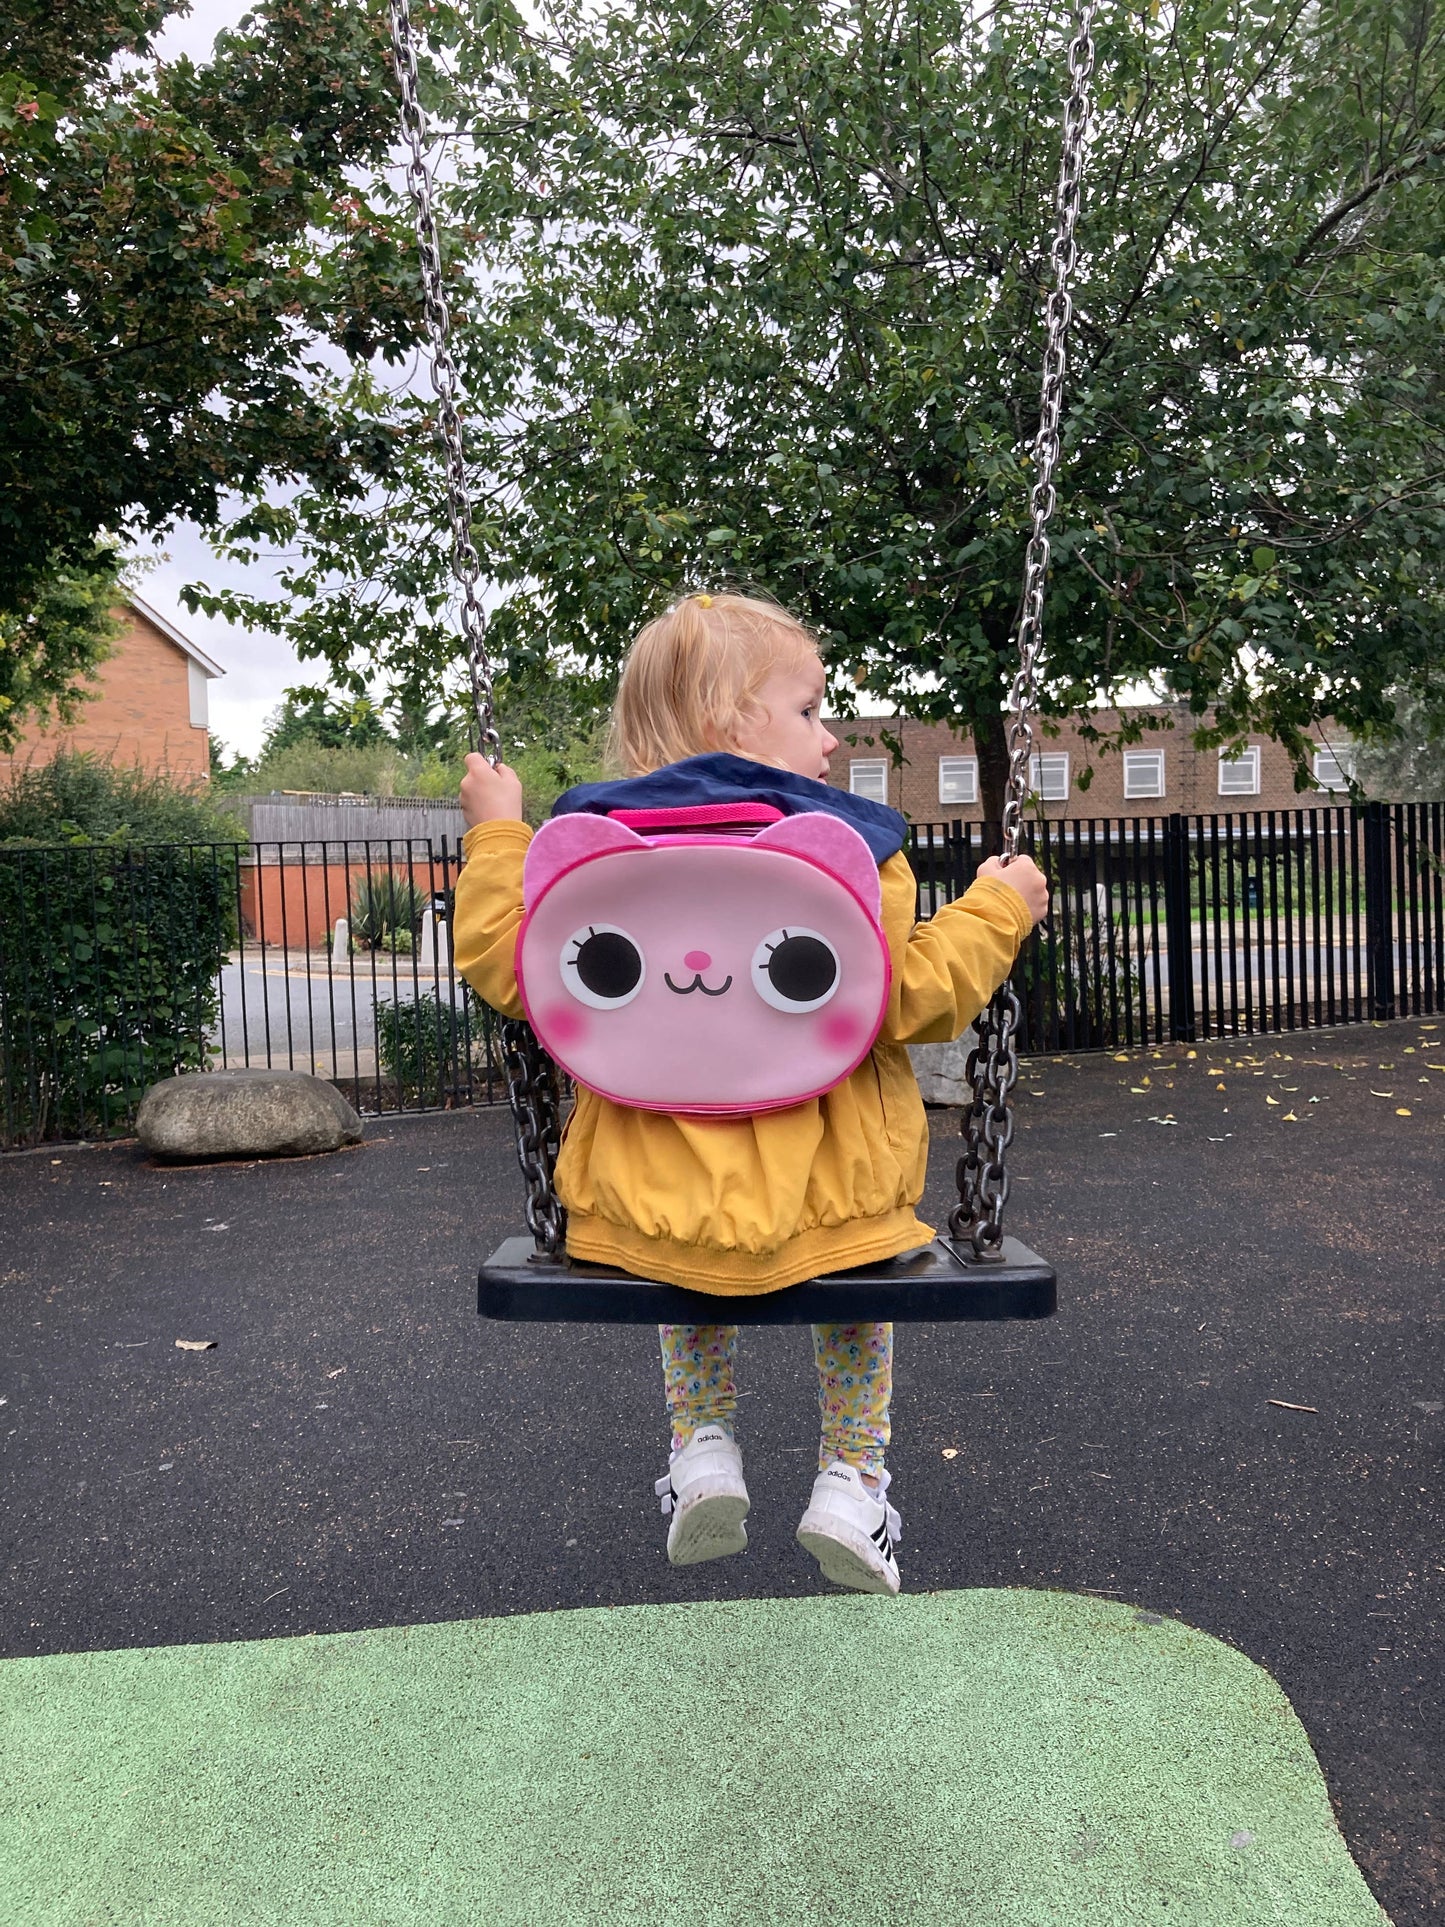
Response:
[849,759,890,803]
[1122,749,1165,800]
[187,662,210,731]
[1028,752,1070,802]
[1312,746,1356,792]
[938,756,979,806]
[1218,746,1261,796]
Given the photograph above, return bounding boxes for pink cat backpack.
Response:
[514,803,893,1114]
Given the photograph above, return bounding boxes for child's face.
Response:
[731,651,838,782]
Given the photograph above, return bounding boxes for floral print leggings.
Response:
[658,1322,893,1478]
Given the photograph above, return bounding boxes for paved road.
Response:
[0,1024,1439,1920]
[208,934,1407,1071]
[213,954,449,1062]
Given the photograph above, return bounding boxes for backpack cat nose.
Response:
[683,950,712,971]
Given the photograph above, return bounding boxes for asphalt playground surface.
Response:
[1,1023,1441,1921]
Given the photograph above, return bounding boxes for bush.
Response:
[0,751,243,843]
[374,986,499,1106]
[0,836,237,1144]
[0,759,242,1144]
[350,871,425,948]
[245,739,405,797]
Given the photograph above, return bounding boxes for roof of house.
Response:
[124,592,225,681]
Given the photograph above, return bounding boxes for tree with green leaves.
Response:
[1353,680,1445,800]
[200,0,1445,817]
[0,0,412,633]
[260,689,394,756]
[0,546,123,750]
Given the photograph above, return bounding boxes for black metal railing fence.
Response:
[0,838,501,1149]
[910,799,1445,1050]
[3,803,1442,1146]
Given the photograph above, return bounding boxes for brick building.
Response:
[0,593,223,784]
[826,707,1356,822]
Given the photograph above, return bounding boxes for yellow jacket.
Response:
[453,819,1031,1294]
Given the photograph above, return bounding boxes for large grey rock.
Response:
[908,1028,978,1107]
[136,1068,363,1160]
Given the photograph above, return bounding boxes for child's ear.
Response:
[752,814,882,919]
[523,814,646,906]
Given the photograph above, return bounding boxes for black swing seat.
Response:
[478,1234,1055,1324]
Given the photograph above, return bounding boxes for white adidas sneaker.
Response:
[796,1461,903,1595]
[653,1425,750,1566]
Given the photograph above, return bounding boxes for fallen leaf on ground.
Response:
[941,1448,959,1460]
[1268,1399,1318,1413]
[1369,1090,1394,1098]
[1130,1086,1147,1094]
[1281,1112,1299,1122]
[174,1339,216,1352]
[1147,1115,1178,1126]
[327,1367,347,1378]
[1266,1095,1279,1106]
[1396,1107,1413,1117]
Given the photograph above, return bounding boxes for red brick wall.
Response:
[0,602,210,784]
[240,857,444,948]
[826,708,1352,822]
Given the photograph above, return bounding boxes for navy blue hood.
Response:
[551,753,908,866]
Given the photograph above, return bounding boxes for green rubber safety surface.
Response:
[2,1589,1388,1927]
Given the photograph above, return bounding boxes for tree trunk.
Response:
[973,707,1010,854]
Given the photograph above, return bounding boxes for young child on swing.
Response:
[453,593,1048,1594]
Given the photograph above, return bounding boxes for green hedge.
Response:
[0,837,238,1146]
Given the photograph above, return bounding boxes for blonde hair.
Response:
[608,591,821,775]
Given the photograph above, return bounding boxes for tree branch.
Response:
[1290,134,1445,271]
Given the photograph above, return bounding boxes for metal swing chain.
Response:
[390,0,567,1255]
[498,1016,568,1255]
[952,0,1096,1257]
[389,0,498,763]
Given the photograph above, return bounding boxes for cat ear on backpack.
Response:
[523,815,646,908]
[751,815,882,919]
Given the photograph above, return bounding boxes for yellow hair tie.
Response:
[695,593,714,608]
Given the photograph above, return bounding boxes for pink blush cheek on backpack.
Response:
[515,826,892,1114]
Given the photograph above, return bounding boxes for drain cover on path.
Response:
[1,1589,1387,1926]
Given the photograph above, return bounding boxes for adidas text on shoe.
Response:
[653,1426,749,1566]
[796,1461,902,1595]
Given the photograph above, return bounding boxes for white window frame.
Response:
[849,758,890,803]
[187,661,210,731]
[1122,749,1166,800]
[937,756,979,807]
[1218,746,1261,797]
[1312,746,1355,792]
[1028,752,1070,802]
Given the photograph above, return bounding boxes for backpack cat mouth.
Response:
[663,971,734,997]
